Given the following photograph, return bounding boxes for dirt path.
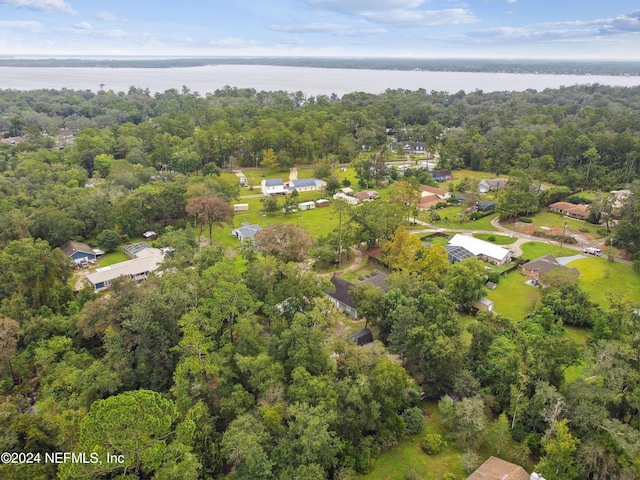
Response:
[318,247,365,278]
[289,167,298,181]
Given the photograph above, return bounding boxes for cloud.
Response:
[208,37,261,48]
[73,20,91,30]
[95,11,121,22]
[0,0,77,15]
[0,20,43,32]
[308,0,478,27]
[269,22,386,36]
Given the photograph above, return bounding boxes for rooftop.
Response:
[448,234,511,262]
[466,456,529,480]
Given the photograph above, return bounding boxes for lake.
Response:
[1,64,639,96]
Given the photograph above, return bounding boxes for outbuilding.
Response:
[233,203,249,212]
[298,201,316,211]
[349,328,374,346]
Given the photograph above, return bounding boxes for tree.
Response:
[535,419,580,480]
[283,189,299,214]
[388,179,420,222]
[444,258,487,310]
[382,226,422,271]
[222,414,272,480]
[261,148,278,170]
[59,390,177,479]
[186,196,233,238]
[349,201,404,248]
[0,316,22,379]
[95,229,121,253]
[496,170,540,220]
[261,195,279,216]
[254,224,314,263]
[418,244,449,286]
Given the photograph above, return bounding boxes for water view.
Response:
[2,64,640,96]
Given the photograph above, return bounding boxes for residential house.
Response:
[333,192,360,205]
[521,254,579,283]
[353,190,380,202]
[328,270,389,319]
[445,244,476,263]
[124,241,153,259]
[60,240,97,267]
[391,140,426,155]
[548,201,590,220]
[419,196,443,210]
[448,234,512,266]
[231,222,262,243]
[479,178,508,193]
[466,456,531,480]
[431,169,453,182]
[419,185,451,201]
[260,178,288,196]
[290,178,327,192]
[85,246,165,291]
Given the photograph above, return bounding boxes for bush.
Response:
[488,235,496,242]
[421,433,447,455]
[442,473,457,480]
[402,407,424,435]
[460,449,480,473]
[487,272,500,284]
[519,217,532,223]
[405,469,422,480]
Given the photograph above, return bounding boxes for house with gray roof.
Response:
[328,270,389,319]
[522,254,579,283]
[85,246,165,291]
[231,222,262,243]
[60,240,96,266]
[479,178,508,193]
[290,178,327,192]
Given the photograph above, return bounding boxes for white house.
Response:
[261,178,288,196]
[333,192,360,205]
[448,234,512,266]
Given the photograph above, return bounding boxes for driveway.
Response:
[556,254,586,265]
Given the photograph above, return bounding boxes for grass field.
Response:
[472,233,516,245]
[486,270,542,320]
[418,206,499,232]
[519,242,581,261]
[520,210,603,238]
[568,257,640,306]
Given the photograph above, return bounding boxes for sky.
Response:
[0,0,639,60]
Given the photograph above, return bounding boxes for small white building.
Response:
[233,203,249,212]
[231,222,262,243]
[473,297,494,312]
[261,178,288,196]
[298,201,316,211]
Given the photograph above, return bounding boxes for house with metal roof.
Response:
[328,270,389,319]
[260,178,288,196]
[85,247,165,291]
[290,178,327,192]
[479,178,508,193]
[448,234,512,266]
[231,222,262,243]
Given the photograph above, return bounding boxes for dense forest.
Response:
[1,83,640,479]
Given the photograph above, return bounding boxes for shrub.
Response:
[442,473,457,480]
[402,407,424,435]
[405,469,422,480]
[519,217,532,223]
[460,449,480,473]
[487,272,500,284]
[421,433,447,455]
[488,235,496,242]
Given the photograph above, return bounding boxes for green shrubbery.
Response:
[421,433,448,454]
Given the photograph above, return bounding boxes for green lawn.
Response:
[486,270,542,320]
[519,242,581,261]
[524,211,603,238]
[341,259,391,283]
[419,206,499,232]
[359,403,464,480]
[472,233,516,245]
[569,257,640,307]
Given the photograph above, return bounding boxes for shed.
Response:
[349,328,374,346]
[315,199,330,208]
[233,203,249,212]
[298,201,316,211]
[142,231,157,240]
[473,297,494,312]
